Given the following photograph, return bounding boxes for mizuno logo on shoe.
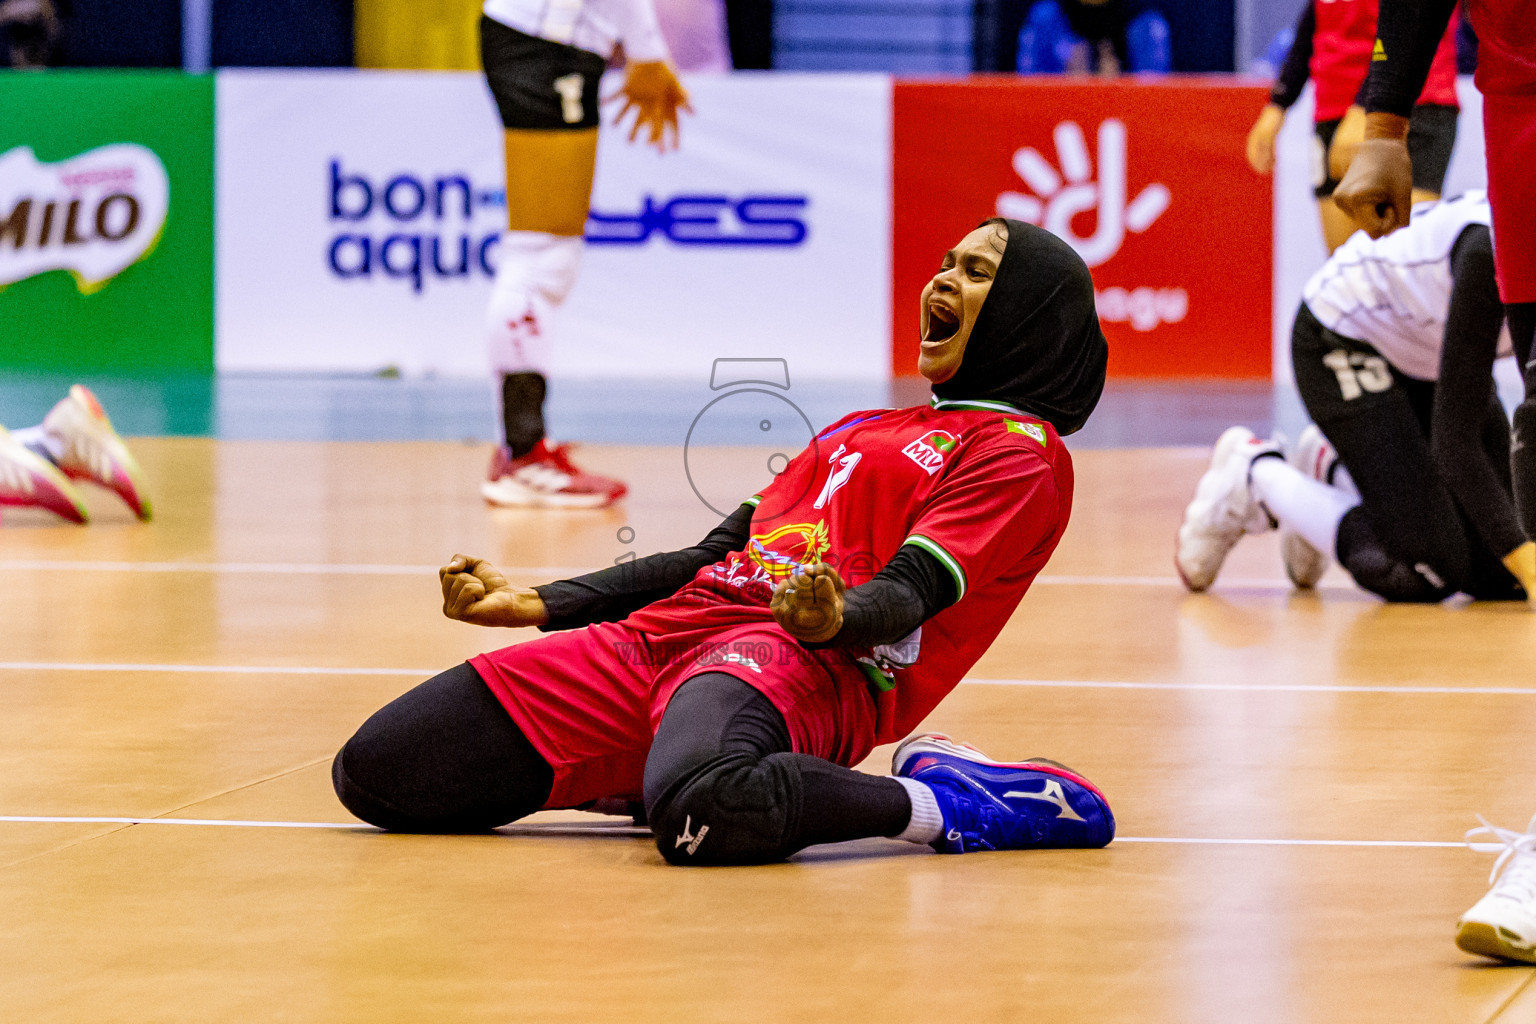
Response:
[675,815,709,855]
[1004,779,1086,822]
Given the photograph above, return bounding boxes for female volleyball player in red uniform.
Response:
[333,219,1116,864]
[1332,0,1536,966]
[1245,0,1460,252]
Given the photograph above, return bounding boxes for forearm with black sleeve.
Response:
[1362,0,1459,117]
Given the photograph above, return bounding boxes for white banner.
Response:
[215,70,891,380]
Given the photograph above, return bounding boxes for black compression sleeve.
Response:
[1271,2,1316,110]
[810,544,959,650]
[1363,0,1457,117]
[534,503,754,630]
[1431,225,1527,558]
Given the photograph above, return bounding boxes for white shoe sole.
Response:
[1456,918,1536,963]
[892,733,990,774]
[480,478,616,510]
[1281,530,1327,589]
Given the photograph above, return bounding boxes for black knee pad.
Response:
[1335,506,1460,602]
[1341,545,1453,603]
[332,744,421,831]
[647,752,796,866]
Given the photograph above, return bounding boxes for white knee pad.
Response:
[485,231,584,375]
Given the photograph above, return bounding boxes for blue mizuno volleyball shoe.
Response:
[893,733,1115,854]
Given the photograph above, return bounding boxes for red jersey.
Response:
[1311,0,1459,121]
[1466,0,1536,95]
[622,398,1074,744]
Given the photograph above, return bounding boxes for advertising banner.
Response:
[893,79,1273,379]
[0,72,215,374]
[215,70,891,380]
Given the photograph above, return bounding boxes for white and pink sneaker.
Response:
[481,439,627,510]
[38,385,153,520]
[0,424,90,523]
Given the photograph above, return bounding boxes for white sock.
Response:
[1251,456,1359,559]
[9,425,61,462]
[891,775,944,844]
[1331,462,1358,497]
[485,231,583,376]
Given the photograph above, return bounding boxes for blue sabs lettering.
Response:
[326,159,505,294]
[586,195,808,246]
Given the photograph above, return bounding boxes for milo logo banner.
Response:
[0,72,214,374]
[0,145,169,292]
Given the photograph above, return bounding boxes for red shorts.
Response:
[469,620,878,809]
[1484,91,1536,303]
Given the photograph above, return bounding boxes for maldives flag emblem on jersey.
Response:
[902,430,958,475]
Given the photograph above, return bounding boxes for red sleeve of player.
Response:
[902,443,1062,601]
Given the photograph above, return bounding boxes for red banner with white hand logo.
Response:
[893,80,1273,379]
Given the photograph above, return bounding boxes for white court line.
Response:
[0,662,436,676]
[0,560,1323,590]
[0,815,1470,848]
[0,560,594,578]
[0,815,366,829]
[964,678,1536,696]
[0,663,1530,696]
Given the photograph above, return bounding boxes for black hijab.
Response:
[931,218,1108,436]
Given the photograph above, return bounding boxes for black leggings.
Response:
[1292,304,1522,602]
[1508,302,1536,541]
[334,665,912,865]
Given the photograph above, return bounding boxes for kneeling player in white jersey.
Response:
[478,0,691,509]
[1177,191,1536,603]
[0,385,153,524]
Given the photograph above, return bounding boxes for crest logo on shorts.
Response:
[902,430,958,475]
[747,520,830,579]
[0,145,169,294]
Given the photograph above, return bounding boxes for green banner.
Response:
[0,71,214,374]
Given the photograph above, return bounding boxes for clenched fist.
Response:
[439,555,549,628]
[770,562,846,644]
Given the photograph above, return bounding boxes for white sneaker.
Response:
[1175,426,1281,592]
[1457,816,1536,963]
[1280,424,1337,589]
[0,424,90,523]
[41,385,153,520]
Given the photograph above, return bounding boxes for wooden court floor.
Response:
[4,437,1536,1023]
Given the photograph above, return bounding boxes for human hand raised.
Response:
[439,555,549,628]
[770,562,846,644]
[608,60,692,152]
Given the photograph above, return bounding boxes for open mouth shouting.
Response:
[924,300,960,343]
